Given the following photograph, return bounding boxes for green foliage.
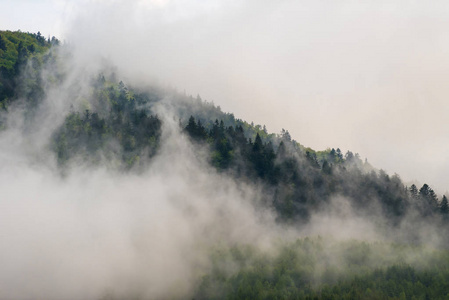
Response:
[0,30,55,108]
[194,238,449,299]
[184,116,277,181]
[53,79,161,169]
[182,115,448,226]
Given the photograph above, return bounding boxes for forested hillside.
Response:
[0,30,59,110]
[2,30,449,299]
[48,68,449,233]
[48,70,449,230]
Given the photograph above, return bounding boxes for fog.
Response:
[1,1,449,298]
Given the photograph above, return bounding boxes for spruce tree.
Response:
[441,195,449,215]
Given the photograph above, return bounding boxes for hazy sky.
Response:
[1,0,449,193]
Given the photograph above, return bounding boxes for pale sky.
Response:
[1,0,449,193]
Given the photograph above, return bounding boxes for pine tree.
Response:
[322,160,332,174]
[185,115,197,137]
[428,188,438,207]
[409,184,418,199]
[329,148,337,163]
[277,141,287,160]
[441,195,449,215]
[336,148,343,161]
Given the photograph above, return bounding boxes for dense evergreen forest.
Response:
[2,30,449,299]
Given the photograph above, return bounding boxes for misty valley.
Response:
[2,30,449,300]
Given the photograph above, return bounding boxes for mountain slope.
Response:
[1,30,447,234]
[1,30,449,300]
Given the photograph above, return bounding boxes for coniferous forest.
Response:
[2,30,449,299]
